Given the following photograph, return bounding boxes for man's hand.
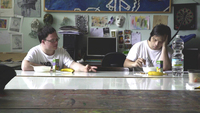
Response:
[162,35,168,47]
[85,64,97,72]
[70,62,97,72]
[132,58,146,68]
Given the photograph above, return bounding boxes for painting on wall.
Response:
[11,33,23,52]
[153,15,168,28]
[44,0,171,13]
[75,15,89,33]
[9,15,23,33]
[91,16,108,27]
[130,15,150,30]
[0,18,8,29]
[0,0,14,17]
[14,0,41,17]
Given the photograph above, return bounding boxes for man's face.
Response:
[149,35,166,50]
[43,31,59,51]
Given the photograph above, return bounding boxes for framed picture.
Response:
[9,15,23,33]
[110,29,118,37]
[14,0,41,17]
[0,0,14,17]
[0,18,8,29]
[44,0,172,13]
[11,33,23,52]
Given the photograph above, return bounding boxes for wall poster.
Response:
[9,15,23,33]
[91,16,108,27]
[0,18,8,29]
[130,15,150,30]
[0,0,14,17]
[11,33,23,52]
[14,0,41,17]
[44,0,171,13]
[75,15,89,33]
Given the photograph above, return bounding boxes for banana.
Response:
[60,68,74,73]
[148,71,166,76]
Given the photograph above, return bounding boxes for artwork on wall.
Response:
[110,29,118,37]
[0,0,12,8]
[103,27,110,37]
[124,30,131,44]
[90,28,103,37]
[8,15,23,33]
[124,30,132,50]
[44,0,171,13]
[43,13,53,26]
[130,15,150,30]
[118,30,124,52]
[60,17,69,27]
[0,0,14,17]
[131,32,141,45]
[75,15,89,33]
[115,15,125,28]
[11,33,23,52]
[14,0,41,17]
[0,18,8,29]
[0,31,10,44]
[174,4,197,30]
[91,16,108,27]
[29,19,40,38]
[153,15,168,28]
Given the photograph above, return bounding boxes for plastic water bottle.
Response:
[172,35,184,77]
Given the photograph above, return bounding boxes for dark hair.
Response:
[38,25,56,43]
[149,24,171,44]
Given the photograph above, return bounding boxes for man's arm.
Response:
[21,60,43,71]
[124,58,146,68]
[69,61,97,72]
[159,36,171,71]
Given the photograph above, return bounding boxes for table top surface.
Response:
[3,70,200,112]
[5,70,200,91]
[1,90,200,112]
[0,62,21,67]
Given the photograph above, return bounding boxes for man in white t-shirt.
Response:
[21,26,97,72]
[124,24,173,71]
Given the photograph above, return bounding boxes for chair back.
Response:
[101,52,126,67]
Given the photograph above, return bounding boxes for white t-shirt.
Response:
[127,40,173,70]
[24,45,74,69]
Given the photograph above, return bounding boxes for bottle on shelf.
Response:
[171,35,184,77]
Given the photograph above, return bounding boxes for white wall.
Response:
[0,0,199,52]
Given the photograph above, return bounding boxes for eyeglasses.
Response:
[45,37,60,43]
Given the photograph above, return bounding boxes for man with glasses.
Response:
[21,25,97,72]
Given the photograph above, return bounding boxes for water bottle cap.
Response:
[176,35,180,38]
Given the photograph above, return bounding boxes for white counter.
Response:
[5,70,199,90]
